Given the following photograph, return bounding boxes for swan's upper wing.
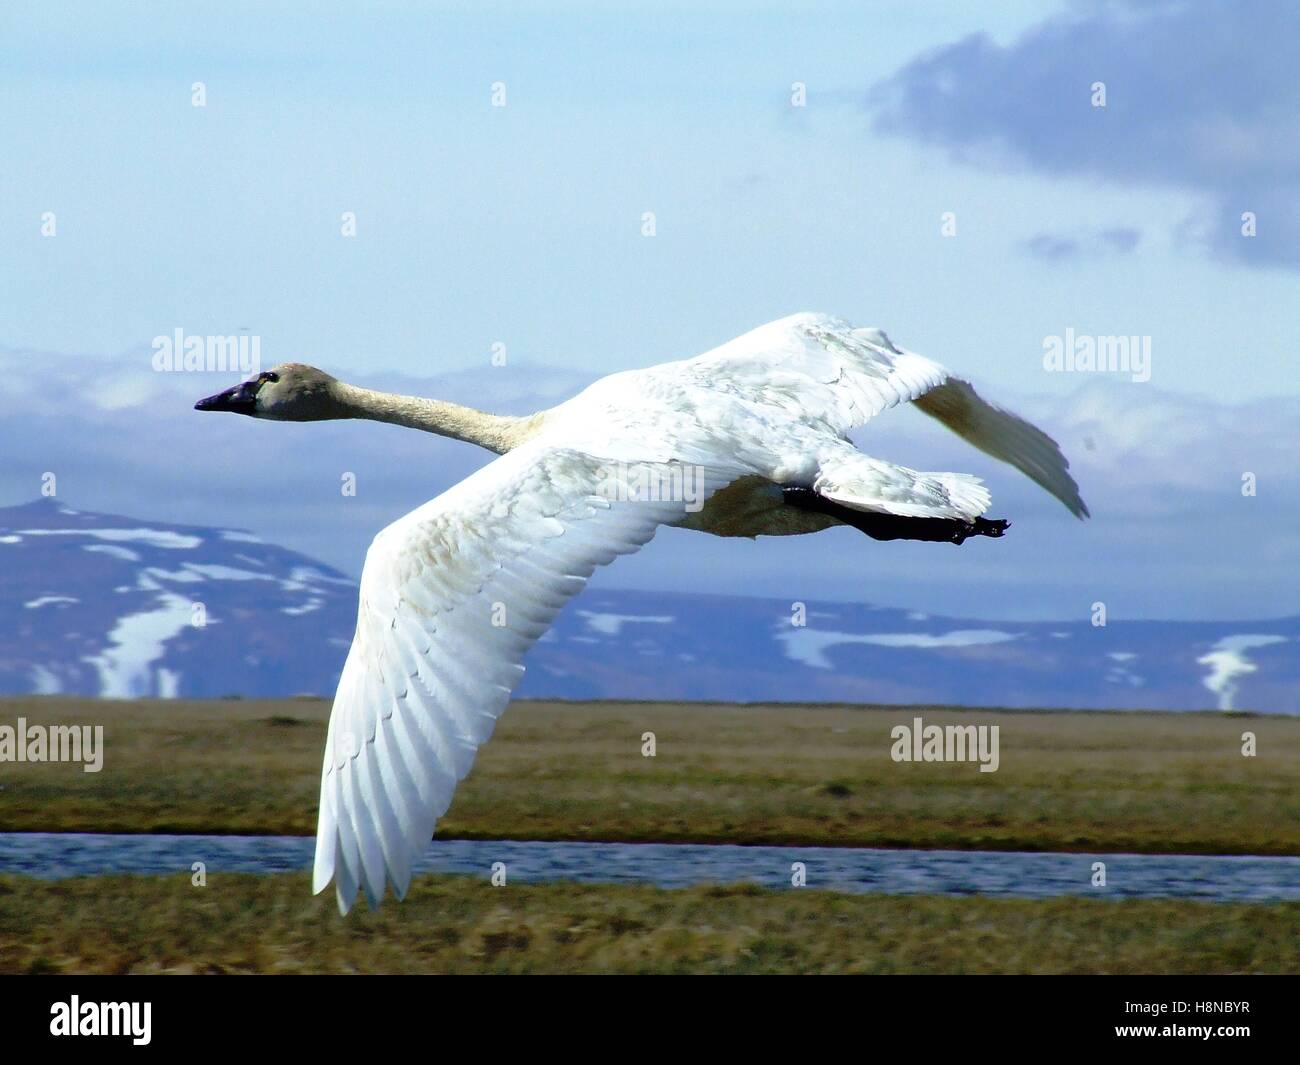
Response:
[679,312,1087,517]
[676,312,949,431]
[313,442,733,913]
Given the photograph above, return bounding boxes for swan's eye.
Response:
[260,372,280,385]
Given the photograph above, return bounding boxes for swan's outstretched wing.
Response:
[677,312,1087,517]
[911,377,1088,518]
[313,442,734,913]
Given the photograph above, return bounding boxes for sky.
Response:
[2,0,1298,622]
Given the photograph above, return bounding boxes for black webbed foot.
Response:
[782,486,1011,545]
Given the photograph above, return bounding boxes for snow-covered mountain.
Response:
[0,498,357,699]
[2,498,1296,712]
[528,591,1299,713]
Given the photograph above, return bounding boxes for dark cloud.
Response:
[868,0,1300,268]
[1020,225,1141,260]
[1021,234,1083,260]
[1097,226,1141,252]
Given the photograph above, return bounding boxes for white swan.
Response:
[195,312,1087,912]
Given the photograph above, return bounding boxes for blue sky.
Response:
[3,1,1298,621]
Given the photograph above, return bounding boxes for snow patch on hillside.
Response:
[1197,635,1287,710]
[82,593,196,698]
[24,596,79,609]
[83,544,141,562]
[18,527,202,549]
[578,611,674,637]
[779,628,1020,669]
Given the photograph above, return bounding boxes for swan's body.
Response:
[196,312,1087,913]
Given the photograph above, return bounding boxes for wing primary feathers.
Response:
[313,448,738,912]
[913,377,1089,518]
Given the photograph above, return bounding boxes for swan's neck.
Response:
[330,382,535,453]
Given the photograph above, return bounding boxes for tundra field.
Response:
[3,697,1297,853]
[0,697,1296,974]
[4,874,1296,975]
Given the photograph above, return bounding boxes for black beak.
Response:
[194,379,260,415]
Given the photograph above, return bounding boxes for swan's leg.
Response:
[781,487,1009,545]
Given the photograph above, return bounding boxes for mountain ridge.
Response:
[2,498,1296,712]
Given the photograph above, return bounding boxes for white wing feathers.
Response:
[312,313,1086,915]
[681,314,948,432]
[313,443,734,913]
[686,314,1086,518]
[813,448,992,522]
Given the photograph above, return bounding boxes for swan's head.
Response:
[194,363,341,421]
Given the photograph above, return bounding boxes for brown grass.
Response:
[1,696,1297,855]
[2,872,1295,975]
